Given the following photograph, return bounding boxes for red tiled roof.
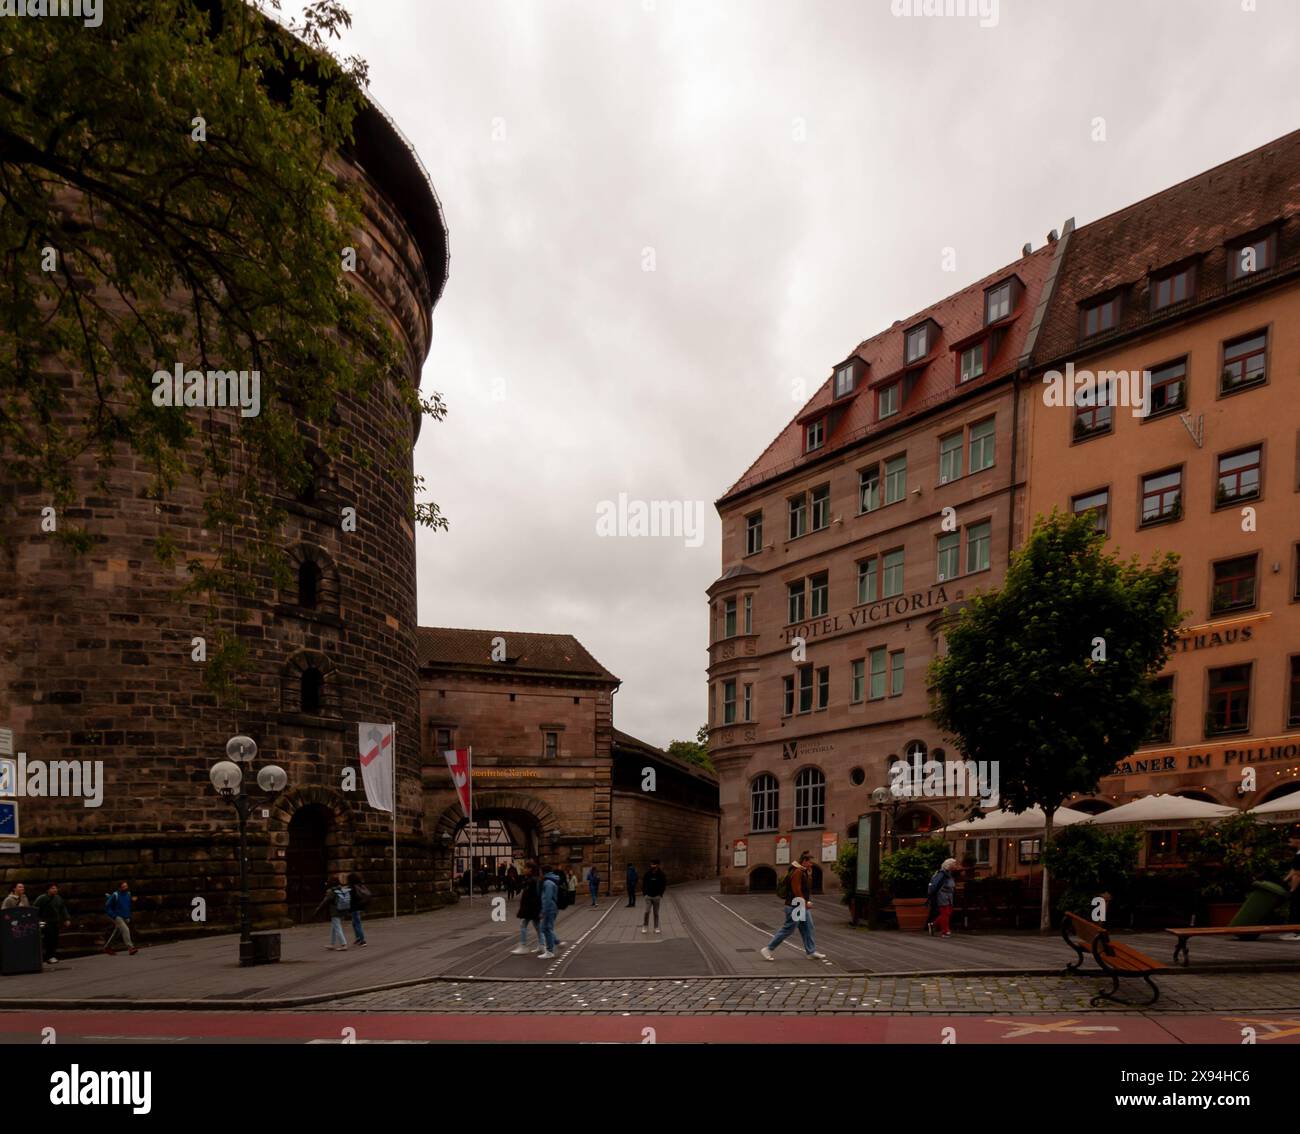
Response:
[415,626,618,683]
[1033,128,1300,366]
[720,246,1057,502]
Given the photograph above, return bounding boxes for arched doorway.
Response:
[286,804,331,923]
[749,865,777,892]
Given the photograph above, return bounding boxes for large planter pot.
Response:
[1205,901,1240,927]
[893,897,930,931]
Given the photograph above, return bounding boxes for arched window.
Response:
[300,667,324,715]
[750,774,779,832]
[298,560,321,609]
[794,766,826,828]
[285,546,338,616]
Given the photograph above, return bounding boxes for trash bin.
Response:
[0,907,43,975]
[1228,880,1289,937]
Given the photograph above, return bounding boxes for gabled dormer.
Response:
[831,355,866,400]
[1226,221,1281,283]
[903,317,941,366]
[982,274,1023,326]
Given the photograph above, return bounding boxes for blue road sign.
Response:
[0,801,17,839]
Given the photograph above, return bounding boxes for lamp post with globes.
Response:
[209,735,287,966]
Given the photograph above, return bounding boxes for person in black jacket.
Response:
[625,863,638,907]
[511,861,544,954]
[641,859,667,934]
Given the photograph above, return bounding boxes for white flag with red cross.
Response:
[443,746,472,817]
[358,722,395,812]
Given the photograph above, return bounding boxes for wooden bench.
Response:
[1164,924,1300,966]
[1061,912,1163,1006]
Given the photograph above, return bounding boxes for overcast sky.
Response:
[304,0,1300,747]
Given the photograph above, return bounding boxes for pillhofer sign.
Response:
[1108,734,1300,778]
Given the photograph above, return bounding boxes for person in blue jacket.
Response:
[586,864,601,906]
[538,866,564,959]
[104,881,138,955]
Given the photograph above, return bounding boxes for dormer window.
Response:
[1228,231,1277,281]
[834,363,856,398]
[805,417,825,452]
[985,281,1012,324]
[959,342,986,383]
[1151,264,1194,311]
[1080,293,1120,338]
[905,325,929,363]
[878,382,899,420]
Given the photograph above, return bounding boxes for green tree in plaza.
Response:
[0,0,446,699]
[667,724,715,773]
[927,510,1183,930]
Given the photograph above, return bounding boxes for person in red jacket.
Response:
[760,852,827,961]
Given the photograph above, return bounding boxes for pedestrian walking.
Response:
[103,881,138,955]
[34,883,71,964]
[626,862,638,907]
[346,872,371,947]
[505,864,519,899]
[926,858,959,938]
[641,859,667,934]
[1,882,29,909]
[313,877,352,951]
[760,852,826,962]
[566,867,578,906]
[1283,837,1300,940]
[587,864,601,906]
[511,861,545,954]
[538,865,564,959]
[497,862,508,891]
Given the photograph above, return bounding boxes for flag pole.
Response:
[391,721,398,920]
[467,745,474,910]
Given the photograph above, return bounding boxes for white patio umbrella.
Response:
[1248,791,1300,819]
[1088,793,1237,827]
[943,805,1093,834]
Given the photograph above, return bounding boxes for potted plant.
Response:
[880,839,950,930]
[1183,814,1291,926]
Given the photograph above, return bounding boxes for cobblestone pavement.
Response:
[314,970,1300,1015]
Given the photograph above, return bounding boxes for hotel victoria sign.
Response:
[779,584,955,644]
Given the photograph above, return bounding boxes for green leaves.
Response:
[929,509,1183,813]
[1,1,446,702]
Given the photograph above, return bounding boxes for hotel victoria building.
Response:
[709,128,1300,893]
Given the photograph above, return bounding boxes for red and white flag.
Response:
[443,746,472,817]
[357,722,395,812]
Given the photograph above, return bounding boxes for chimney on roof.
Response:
[1022,242,1033,256]
[1047,228,1059,244]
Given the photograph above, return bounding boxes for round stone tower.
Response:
[0,100,449,940]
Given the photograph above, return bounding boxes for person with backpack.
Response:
[314,877,352,951]
[641,859,667,934]
[511,861,545,954]
[346,872,371,948]
[587,864,601,906]
[34,883,71,964]
[103,881,138,955]
[926,858,959,938]
[625,862,638,908]
[538,864,564,959]
[760,853,826,961]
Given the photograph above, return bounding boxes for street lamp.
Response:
[209,735,287,966]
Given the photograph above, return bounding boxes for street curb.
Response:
[3,961,1299,1012]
